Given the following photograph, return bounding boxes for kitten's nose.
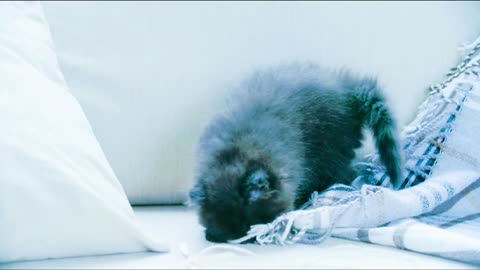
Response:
[249,190,263,201]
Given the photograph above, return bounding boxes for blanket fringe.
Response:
[230,185,371,245]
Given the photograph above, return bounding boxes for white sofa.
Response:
[4,206,477,269]
[2,1,480,268]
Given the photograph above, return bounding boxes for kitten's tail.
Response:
[353,78,403,189]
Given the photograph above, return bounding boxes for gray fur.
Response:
[189,63,402,242]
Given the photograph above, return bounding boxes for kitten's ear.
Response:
[245,169,271,202]
[187,182,206,207]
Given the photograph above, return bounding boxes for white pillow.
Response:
[0,2,168,263]
[41,2,480,204]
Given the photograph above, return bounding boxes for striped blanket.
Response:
[231,35,480,266]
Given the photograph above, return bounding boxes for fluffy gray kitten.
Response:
[189,63,402,243]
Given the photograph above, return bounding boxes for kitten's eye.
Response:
[248,170,269,189]
[246,169,270,202]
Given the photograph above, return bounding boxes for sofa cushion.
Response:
[0,1,167,262]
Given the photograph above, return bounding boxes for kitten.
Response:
[189,63,402,243]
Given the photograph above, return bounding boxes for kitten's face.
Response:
[189,149,292,243]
